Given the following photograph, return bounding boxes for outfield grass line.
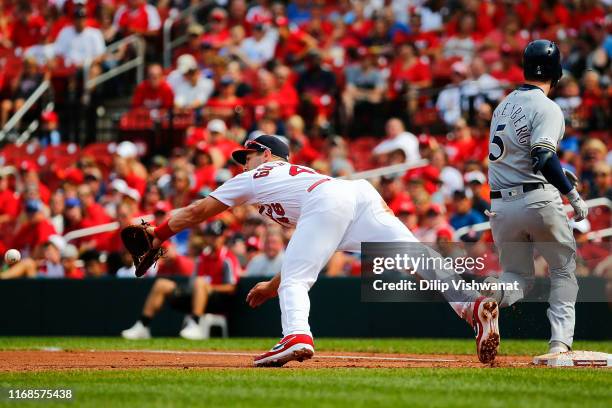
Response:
[81,348,461,363]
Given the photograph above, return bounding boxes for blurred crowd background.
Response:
[0,0,610,282]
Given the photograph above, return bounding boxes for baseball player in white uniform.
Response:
[150,134,500,366]
[486,40,588,354]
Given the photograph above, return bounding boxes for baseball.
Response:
[4,249,21,265]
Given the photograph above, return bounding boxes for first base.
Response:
[533,350,612,367]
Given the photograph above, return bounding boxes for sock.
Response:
[140,315,152,327]
[191,314,201,324]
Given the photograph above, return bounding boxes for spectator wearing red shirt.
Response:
[11,199,56,257]
[274,16,317,64]
[205,75,245,121]
[156,242,194,277]
[0,170,19,225]
[490,46,524,85]
[113,0,161,37]
[132,64,174,110]
[389,43,432,99]
[286,115,320,166]
[200,7,231,49]
[9,2,47,50]
[77,184,111,226]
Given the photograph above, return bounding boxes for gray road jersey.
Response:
[488,86,565,190]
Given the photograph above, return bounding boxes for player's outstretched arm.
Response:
[150,197,229,247]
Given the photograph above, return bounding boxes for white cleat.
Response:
[121,321,151,340]
[179,317,207,340]
[548,341,570,354]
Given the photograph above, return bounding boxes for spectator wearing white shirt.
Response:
[373,118,421,164]
[167,54,215,109]
[239,23,278,67]
[436,61,469,127]
[245,232,284,278]
[54,8,106,67]
[461,57,504,113]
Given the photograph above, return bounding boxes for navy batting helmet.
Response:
[523,39,562,87]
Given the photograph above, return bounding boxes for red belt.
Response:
[307,178,331,192]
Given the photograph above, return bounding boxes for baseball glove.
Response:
[120,221,164,278]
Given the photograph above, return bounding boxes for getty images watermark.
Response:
[361,242,610,303]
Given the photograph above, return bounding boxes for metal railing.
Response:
[163,1,212,68]
[83,34,146,95]
[63,215,154,243]
[0,80,51,143]
[340,159,429,180]
[453,197,612,241]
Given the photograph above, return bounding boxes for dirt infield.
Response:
[0,350,535,371]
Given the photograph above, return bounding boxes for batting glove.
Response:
[563,168,579,187]
[566,188,588,222]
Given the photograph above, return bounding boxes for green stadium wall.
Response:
[0,277,609,339]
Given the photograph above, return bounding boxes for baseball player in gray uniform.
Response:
[486,40,588,354]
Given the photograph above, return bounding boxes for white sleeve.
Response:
[146,5,162,31]
[54,27,71,57]
[92,29,106,57]
[209,172,255,207]
[531,102,565,152]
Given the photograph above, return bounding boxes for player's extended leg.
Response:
[528,191,578,352]
[254,190,356,367]
[341,180,499,363]
[488,197,537,307]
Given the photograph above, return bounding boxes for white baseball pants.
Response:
[278,179,479,337]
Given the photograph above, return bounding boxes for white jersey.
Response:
[210,161,331,227]
[488,85,565,190]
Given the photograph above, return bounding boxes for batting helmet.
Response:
[523,39,562,87]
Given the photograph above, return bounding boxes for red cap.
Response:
[437,227,453,240]
[246,236,262,250]
[19,160,39,172]
[427,203,444,215]
[275,16,288,27]
[396,199,415,215]
[64,167,84,184]
[42,111,58,123]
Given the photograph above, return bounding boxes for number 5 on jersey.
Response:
[489,124,507,162]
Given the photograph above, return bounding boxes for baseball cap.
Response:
[65,197,82,208]
[203,220,226,236]
[207,119,227,134]
[177,54,198,74]
[61,244,79,260]
[464,170,487,185]
[116,141,138,159]
[232,135,290,165]
[25,199,42,213]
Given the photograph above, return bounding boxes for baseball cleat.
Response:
[548,340,570,354]
[121,321,151,340]
[472,297,500,364]
[253,334,314,367]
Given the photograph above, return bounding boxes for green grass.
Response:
[0,338,610,407]
[0,368,610,408]
[0,337,611,356]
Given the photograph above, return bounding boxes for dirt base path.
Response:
[0,350,535,371]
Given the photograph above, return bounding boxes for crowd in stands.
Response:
[0,0,610,283]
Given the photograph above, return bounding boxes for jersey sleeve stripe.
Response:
[530,142,557,153]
